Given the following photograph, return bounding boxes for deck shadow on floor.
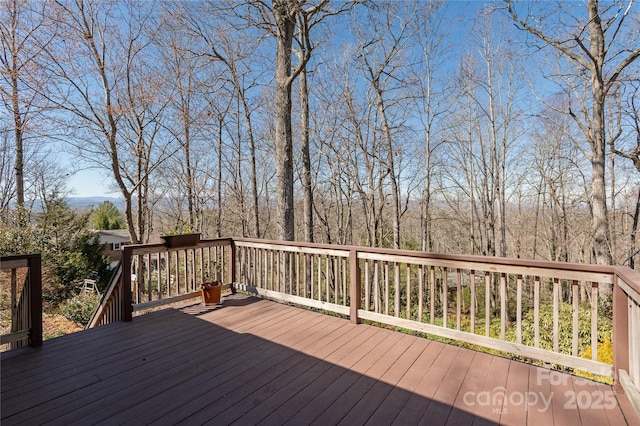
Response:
[1,302,501,425]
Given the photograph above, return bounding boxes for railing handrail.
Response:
[124,237,234,255]
[233,237,625,277]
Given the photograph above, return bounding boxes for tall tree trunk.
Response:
[299,61,314,243]
[235,95,247,237]
[216,116,223,238]
[274,2,296,242]
[183,116,195,230]
[587,0,613,267]
[609,148,616,261]
[246,106,260,238]
[630,187,640,270]
[11,73,25,214]
[236,82,260,238]
[376,90,400,250]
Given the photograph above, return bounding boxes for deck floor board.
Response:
[2,294,639,425]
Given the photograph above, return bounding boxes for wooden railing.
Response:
[234,239,617,375]
[0,254,42,349]
[87,236,640,413]
[87,262,123,328]
[92,238,234,324]
[234,239,352,317]
[231,237,640,413]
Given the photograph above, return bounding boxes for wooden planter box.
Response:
[201,282,222,305]
[161,233,200,248]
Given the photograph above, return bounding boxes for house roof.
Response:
[94,229,131,240]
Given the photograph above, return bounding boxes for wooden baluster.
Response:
[572,280,579,357]
[384,262,390,316]
[303,253,308,298]
[318,255,322,301]
[182,249,187,294]
[157,253,162,299]
[364,260,370,311]
[517,275,523,344]
[456,269,462,331]
[591,282,598,361]
[406,263,411,320]
[485,273,490,337]
[534,277,540,348]
[343,258,347,306]
[191,248,196,292]
[146,253,152,301]
[553,278,559,352]
[199,248,204,289]
[394,262,400,318]
[442,268,448,329]
[10,269,17,335]
[270,250,274,291]
[166,252,172,297]
[470,270,476,334]
[296,252,300,296]
[325,255,330,302]
[261,249,266,289]
[289,251,294,295]
[220,245,226,283]
[336,256,340,303]
[310,254,315,300]
[374,261,380,313]
[419,265,424,323]
[500,273,506,340]
[430,266,435,324]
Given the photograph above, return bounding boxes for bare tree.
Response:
[46,0,173,243]
[411,1,449,252]
[177,2,265,238]
[356,2,417,249]
[614,82,640,268]
[506,0,640,266]
[0,0,55,218]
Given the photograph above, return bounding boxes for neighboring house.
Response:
[95,229,131,268]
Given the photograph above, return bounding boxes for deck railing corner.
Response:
[1,253,42,348]
[612,266,640,417]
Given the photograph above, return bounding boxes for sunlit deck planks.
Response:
[2,294,639,425]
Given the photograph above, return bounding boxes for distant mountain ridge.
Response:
[66,197,125,210]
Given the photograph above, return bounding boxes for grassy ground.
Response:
[1,312,83,352]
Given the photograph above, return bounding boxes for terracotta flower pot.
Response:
[201,282,222,305]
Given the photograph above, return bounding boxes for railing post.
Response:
[122,246,133,322]
[230,239,237,292]
[613,274,629,387]
[28,254,42,347]
[350,249,361,324]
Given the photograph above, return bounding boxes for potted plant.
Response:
[161,228,200,248]
[201,281,222,305]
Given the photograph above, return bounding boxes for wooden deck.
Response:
[2,294,639,425]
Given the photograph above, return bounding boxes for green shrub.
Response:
[60,293,101,326]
